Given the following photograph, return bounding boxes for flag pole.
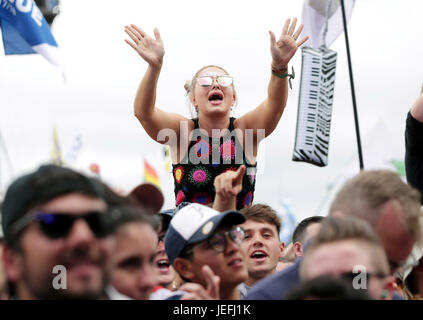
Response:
[340,0,364,170]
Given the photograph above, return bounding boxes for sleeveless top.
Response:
[172,117,257,210]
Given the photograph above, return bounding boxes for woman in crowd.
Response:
[124,18,308,209]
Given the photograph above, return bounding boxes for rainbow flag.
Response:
[144,160,160,188]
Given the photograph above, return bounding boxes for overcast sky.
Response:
[0,0,422,221]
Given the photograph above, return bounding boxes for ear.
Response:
[2,245,23,283]
[173,258,195,282]
[278,242,285,259]
[293,242,303,258]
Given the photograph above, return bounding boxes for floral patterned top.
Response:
[172,117,257,210]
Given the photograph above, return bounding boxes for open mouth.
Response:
[208,91,223,104]
[156,259,170,271]
[250,250,268,260]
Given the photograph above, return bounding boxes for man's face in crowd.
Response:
[302,239,390,300]
[241,220,283,279]
[5,193,113,299]
[294,222,322,259]
[186,225,248,289]
[374,201,416,274]
[110,222,158,300]
[154,232,178,288]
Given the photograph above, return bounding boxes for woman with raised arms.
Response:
[124,18,308,210]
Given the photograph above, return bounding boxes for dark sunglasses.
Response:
[11,211,113,239]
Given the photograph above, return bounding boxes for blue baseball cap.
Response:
[165,203,245,265]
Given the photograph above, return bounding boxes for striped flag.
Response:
[143,159,160,188]
[50,124,63,165]
[302,0,355,49]
[0,0,63,69]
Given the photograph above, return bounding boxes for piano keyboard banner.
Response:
[292,46,337,167]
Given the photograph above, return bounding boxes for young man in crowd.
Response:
[1,164,115,299]
[150,207,185,299]
[291,216,324,260]
[275,216,324,272]
[109,205,159,300]
[238,204,284,299]
[246,169,422,299]
[165,203,248,300]
[298,216,394,300]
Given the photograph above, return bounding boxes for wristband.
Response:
[271,66,295,89]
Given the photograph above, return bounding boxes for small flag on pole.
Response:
[143,159,160,189]
[0,0,63,69]
[163,145,172,173]
[89,162,101,177]
[50,124,63,165]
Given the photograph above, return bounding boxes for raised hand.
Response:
[214,165,246,203]
[180,265,220,300]
[212,165,246,212]
[269,18,309,69]
[124,24,164,68]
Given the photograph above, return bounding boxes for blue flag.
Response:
[0,0,62,68]
[277,200,297,244]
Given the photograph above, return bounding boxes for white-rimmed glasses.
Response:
[197,74,233,88]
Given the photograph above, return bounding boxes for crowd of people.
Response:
[0,16,423,301]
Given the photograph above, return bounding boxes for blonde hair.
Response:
[184,65,238,117]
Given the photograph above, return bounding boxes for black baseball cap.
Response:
[1,164,106,243]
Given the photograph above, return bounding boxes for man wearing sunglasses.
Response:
[1,164,115,300]
[165,203,248,300]
[298,217,394,300]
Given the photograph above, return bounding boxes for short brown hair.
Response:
[329,170,422,243]
[300,217,390,279]
[240,204,281,235]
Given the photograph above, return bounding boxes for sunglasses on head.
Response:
[204,226,245,253]
[196,75,233,88]
[11,211,113,239]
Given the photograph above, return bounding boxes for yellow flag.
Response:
[51,125,63,165]
[164,145,172,173]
